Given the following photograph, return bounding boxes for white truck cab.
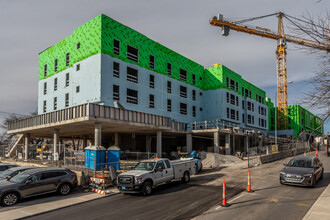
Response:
[117,158,195,195]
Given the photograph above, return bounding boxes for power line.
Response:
[0,110,29,117]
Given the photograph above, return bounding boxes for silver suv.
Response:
[0,167,78,206]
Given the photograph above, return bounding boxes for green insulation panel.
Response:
[265,97,275,131]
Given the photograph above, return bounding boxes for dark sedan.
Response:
[0,166,36,181]
[0,164,18,173]
[280,156,323,187]
[0,167,78,206]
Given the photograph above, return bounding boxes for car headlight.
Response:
[303,174,312,178]
[134,177,142,184]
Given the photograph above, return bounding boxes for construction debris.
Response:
[201,152,243,168]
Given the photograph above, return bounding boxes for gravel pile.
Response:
[201,152,243,168]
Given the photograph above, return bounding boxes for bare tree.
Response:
[288,11,330,123]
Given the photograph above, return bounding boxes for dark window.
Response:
[192,74,196,85]
[200,92,203,96]
[43,82,47,95]
[113,39,120,55]
[149,55,154,69]
[258,106,261,114]
[180,103,187,115]
[44,64,47,76]
[242,114,245,123]
[226,92,229,103]
[248,115,251,124]
[247,101,251,111]
[192,106,196,117]
[76,86,80,93]
[180,69,187,81]
[65,73,69,87]
[113,62,120,78]
[43,100,46,113]
[167,81,172,93]
[155,161,166,170]
[54,59,58,72]
[54,97,57,110]
[231,109,235,120]
[66,53,70,66]
[113,85,119,101]
[245,89,249,97]
[164,160,171,168]
[149,75,155,88]
[77,42,80,49]
[149,94,154,108]
[230,79,235,90]
[127,67,138,83]
[65,93,69,107]
[54,78,57,91]
[227,108,229,118]
[288,109,291,114]
[236,96,239,106]
[167,99,172,112]
[180,86,187,98]
[252,103,254,112]
[236,82,238,92]
[230,94,235,105]
[226,77,229,88]
[259,118,261,126]
[252,116,254,124]
[167,63,172,75]
[192,90,196,101]
[127,88,138,104]
[242,100,245,109]
[200,77,203,81]
[76,64,80,71]
[200,107,203,111]
[236,111,239,121]
[127,45,138,62]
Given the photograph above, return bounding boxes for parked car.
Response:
[0,166,36,181]
[0,164,18,173]
[0,167,78,206]
[280,156,323,187]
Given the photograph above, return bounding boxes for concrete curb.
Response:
[1,190,120,220]
[302,183,330,220]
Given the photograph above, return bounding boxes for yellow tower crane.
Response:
[210,12,329,130]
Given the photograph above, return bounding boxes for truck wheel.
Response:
[182,172,190,183]
[142,182,152,196]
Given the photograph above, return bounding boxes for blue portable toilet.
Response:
[107,146,120,170]
[84,146,106,170]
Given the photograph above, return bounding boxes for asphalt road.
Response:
[195,152,330,220]
[24,169,244,220]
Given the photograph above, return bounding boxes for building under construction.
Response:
[6,14,323,159]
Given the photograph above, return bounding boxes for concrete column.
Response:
[244,135,249,154]
[259,136,264,149]
[225,134,231,155]
[24,133,30,160]
[53,129,59,157]
[114,132,119,146]
[94,123,101,146]
[146,135,152,152]
[213,132,219,154]
[156,131,162,157]
[186,133,192,153]
[232,133,236,154]
[82,136,87,148]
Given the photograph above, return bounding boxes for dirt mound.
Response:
[201,152,243,168]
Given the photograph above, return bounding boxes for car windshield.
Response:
[134,162,156,171]
[0,169,14,178]
[287,158,313,168]
[9,172,31,183]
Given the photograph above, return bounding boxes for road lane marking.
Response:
[268,198,278,203]
[296,203,310,207]
[215,193,246,210]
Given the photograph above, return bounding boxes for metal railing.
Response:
[8,103,187,132]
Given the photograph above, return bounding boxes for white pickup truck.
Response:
[117,158,196,195]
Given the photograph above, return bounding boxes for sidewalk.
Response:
[1,188,120,220]
[303,183,330,220]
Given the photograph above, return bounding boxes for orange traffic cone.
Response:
[316,148,318,157]
[247,170,253,193]
[221,178,230,207]
[304,150,306,156]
